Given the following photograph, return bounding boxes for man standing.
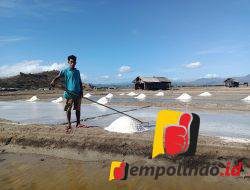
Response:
[51,55,87,133]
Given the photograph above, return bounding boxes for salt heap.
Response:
[155,92,164,96]
[105,116,148,133]
[176,93,192,102]
[105,93,113,99]
[127,92,137,96]
[242,95,250,102]
[135,93,146,100]
[84,93,91,98]
[93,96,109,111]
[51,97,63,103]
[97,97,109,105]
[26,96,39,102]
[198,92,212,97]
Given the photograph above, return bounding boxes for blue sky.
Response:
[0,0,250,83]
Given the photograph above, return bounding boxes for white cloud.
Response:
[117,73,122,78]
[185,62,202,69]
[119,65,131,73]
[0,60,66,78]
[0,36,28,45]
[205,74,218,78]
[100,75,109,79]
[80,73,87,81]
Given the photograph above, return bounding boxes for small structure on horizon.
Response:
[224,78,239,88]
[132,76,171,90]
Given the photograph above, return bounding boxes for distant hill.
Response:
[1,71,249,90]
[0,71,64,90]
[177,74,250,86]
[0,70,94,90]
[235,74,250,83]
[189,77,225,86]
[182,74,250,86]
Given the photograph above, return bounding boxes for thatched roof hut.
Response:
[132,76,171,90]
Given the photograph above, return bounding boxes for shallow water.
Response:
[0,101,250,139]
[103,95,250,106]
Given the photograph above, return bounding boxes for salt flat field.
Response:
[0,100,249,139]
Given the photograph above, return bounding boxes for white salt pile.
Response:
[105,93,113,99]
[84,93,91,98]
[135,93,146,100]
[104,116,148,133]
[51,97,63,103]
[97,97,109,105]
[127,92,138,96]
[119,93,125,96]
[155,92,164,96]
[26,96,39,102]
[176,93,192,102]
[242,95,250,102]
[93,96,109,111]
[198,92,212,97]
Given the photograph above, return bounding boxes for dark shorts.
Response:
[64,98,82,112]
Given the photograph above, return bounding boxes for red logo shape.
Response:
[114,162,126,180]
[164,113,192,155]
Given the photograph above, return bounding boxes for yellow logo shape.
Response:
[109,161,126,181]
[152,110,183,158]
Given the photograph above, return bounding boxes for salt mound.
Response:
[199,92,212,97]
[176,93,192,102]
[104,116,148,133]
[242,95,250,102]
[135,93,146,100]
[119,93,125,96]
[26,96,39,102]
[105,93,113,99]
[97,97,109,105]
[84,93,91,98]
[52,97,63,103]
[155,92,164,96]
[127,92,137,96]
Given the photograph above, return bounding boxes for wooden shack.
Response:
[132,76,171,90]
[224,78,239,87]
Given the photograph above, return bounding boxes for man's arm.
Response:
[50,73,61,87]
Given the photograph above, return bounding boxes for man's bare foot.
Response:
[76,123,89,128]
[65,125,72,134]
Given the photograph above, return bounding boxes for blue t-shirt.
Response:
[60,67,82,99]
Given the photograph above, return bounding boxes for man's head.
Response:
[68,55,77,69]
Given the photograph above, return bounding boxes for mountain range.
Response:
[185,74,250,86]
[0,71,249,89]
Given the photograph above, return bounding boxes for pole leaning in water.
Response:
[83,96,145,124]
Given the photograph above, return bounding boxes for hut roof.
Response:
[224,78,239,83]
[133,76,171,83]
